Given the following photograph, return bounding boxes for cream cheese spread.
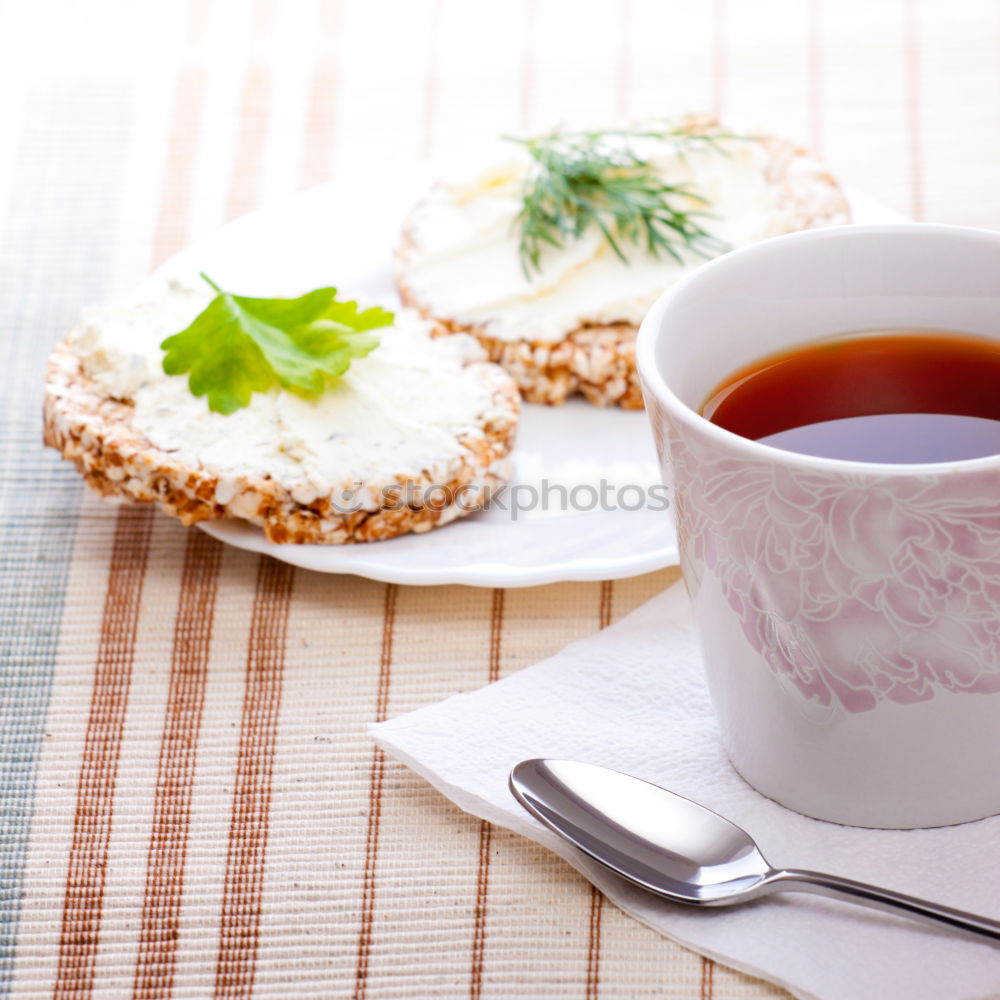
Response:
[70,284,511,500]
[401,134,842,343]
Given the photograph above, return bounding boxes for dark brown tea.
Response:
[700,331,1000,463]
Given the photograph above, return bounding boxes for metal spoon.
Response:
[509,758,1000,942]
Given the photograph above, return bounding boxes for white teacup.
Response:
[636,224,1000,829]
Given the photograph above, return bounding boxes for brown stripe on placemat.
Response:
[584,580,614,999]
[469,816,493,1000]
[584,887,604,1000]
[807,0,824,156]
[299,0,343,189]
[53,505,154,1000]
[487,588,504,685]
[469,589,505,1000]
[903,0,924,220]
[132,531,222,1000]
[700,953,715,999]
[519,0,536,130]
[616,0,632,118]
[419,0,443,158]
[711,0,726,118]
[212,557,295,1000]
[151,62,205,263]
[127,5,222,993]
[598,579,614,631]
[353,583,398,1000]
[152,0,212,267]
[226,0,279,221]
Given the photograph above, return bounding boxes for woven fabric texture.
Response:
[3,0,1000,997]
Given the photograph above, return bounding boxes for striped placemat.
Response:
[3,0,999,996]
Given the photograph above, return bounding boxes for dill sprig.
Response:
[505,126,733,277]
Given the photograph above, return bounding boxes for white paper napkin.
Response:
[369,583,1000,1000]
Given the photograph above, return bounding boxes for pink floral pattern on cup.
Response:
[654,404,1000,714]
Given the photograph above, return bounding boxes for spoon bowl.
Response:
[509,759,1000,941]
[510,758,771,904]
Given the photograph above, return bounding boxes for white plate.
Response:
[140,170,907,587]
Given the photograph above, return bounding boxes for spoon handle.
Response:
[768,869,1000,942]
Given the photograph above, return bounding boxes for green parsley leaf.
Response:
[161,274,393,414]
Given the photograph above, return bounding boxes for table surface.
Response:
[4,0,1000,997]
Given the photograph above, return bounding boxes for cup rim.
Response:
[635,222,1000,476]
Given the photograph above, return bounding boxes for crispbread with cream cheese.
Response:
[43,289,520,543]
[396,119,850,408]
